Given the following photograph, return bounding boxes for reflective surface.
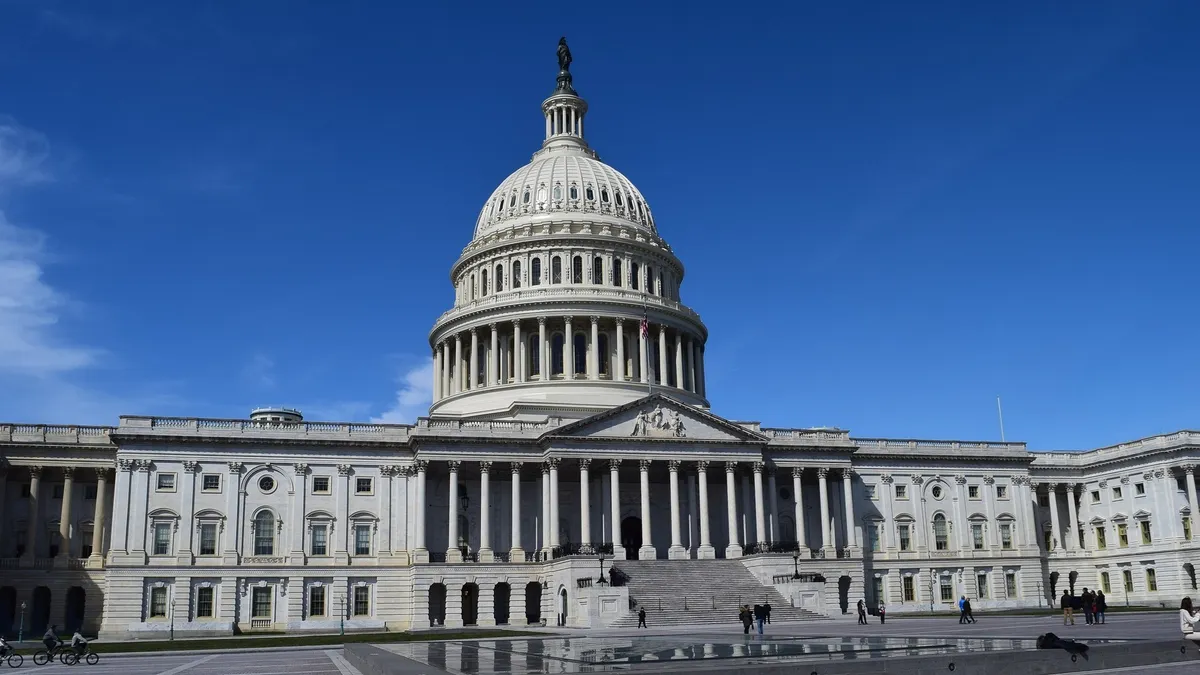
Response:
[380,635,1108,674]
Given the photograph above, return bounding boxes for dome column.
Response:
[615,319,626,381]
[454,334,463,394]
[638,321,649,384]
[657,325,668,386]
[564,316,575,379]
[489,323,499,386]
[513,320,525,383]
[696,344,706,398]
[439,342,449,399]
[589,316,600,381]
[469,328,479,391]
[433,345,443,401]
[686,337,696,392]
[674,332,684,389]
[538,317,548,381]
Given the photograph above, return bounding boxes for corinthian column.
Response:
[22,466,42,561]
[638,460,655,559]
[509,463,524,562]
[725,462,742,559]
[1065,483,1080,551]
[469,328,479,390]
[579,459,592,549]
[668,460,685,559]
[752,463,766,548]
[842,469,857,549]
[513,320,525,383]
[490,323,500,386]
[657,326,668,385]
[638,321,649,384]
[697,461,714,559]
[818,468,832,552]
[792,468,806,551]
[538,317,549,381]
[615,319,626,381]
[446,461,462,562]
[589,317,600,380]
[674,332,684,389]
[89,468,109,565]
[57,467,75,558]
[609,460,623,560]
[478,462,493,562]
[564,316,575,379]
[549,458,561,548]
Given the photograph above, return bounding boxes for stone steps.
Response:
[608,559,823,627]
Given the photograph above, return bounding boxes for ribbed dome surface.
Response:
[474,152,657,238]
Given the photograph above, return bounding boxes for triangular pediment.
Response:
[542,394,767,443]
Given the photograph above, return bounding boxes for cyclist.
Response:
[43,625,63,653]
[0,635,11,658]
[71,629,88,657]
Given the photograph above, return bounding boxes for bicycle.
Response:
[33,644,67,665]
[1,651,22,668]
[62,647,100,666]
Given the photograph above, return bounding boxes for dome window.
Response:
[495,264,504,292]
[573,333,587,375]
[537,186,546,203]
[571,256,583,284]
[630,263,640,291]
[600,188,610,203]
[553,184,562,201]
[481,269,489,296]
[593,256,603,285]
[551,256,563,284]
[522,189,530,205]
[512,260,522,289]
[551,333,565,375]
[569,184,579,200]
[613,259,623,287]
[616,192,624,206]
[531,258,542,286]
[585,186,595,202]
[509,193,516,208]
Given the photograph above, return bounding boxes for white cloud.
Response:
[241,352,276,388]
[0,118,52,188]
[371,358,435,424]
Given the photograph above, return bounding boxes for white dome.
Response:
[474,151,657,239]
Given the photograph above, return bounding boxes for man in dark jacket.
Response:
[764,602,772,624]
[963,597,976,624]
[1082,588,1094,624]
[1060,590,1074,625]
[857,599,867,625]
[637,607,647,628]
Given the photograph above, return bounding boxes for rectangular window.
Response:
[898,525,911,551]
[84,484,97,500]
[1147,569,1158,591]
[996,485,1008,499]
[252,587,272,618]
[1101,572,1111,593]
[156,473,176,491]
[81,537,92,558]
[353,586,370,616]
[972,523,984,550]
[976,574,988,599]
[940,577,954,602]
[1118,523,1129,548]
[149,587,168,618]
[902,576,915,601]
[311,525,328,556]
[1096,527,1107,550]
[1184,517,1193,541]
[1122,570,1133,592]
[312,476,331,494]
[153,523,172,555]
[355,478,373,495]
[202,474,221,492]
[968,485,980,499]
[1005,572,1017,598]
[199,523,218,555]
[1037,493,1049,507]
[354,525,371,555]
[1112,486,1123,500]
[1140,520,1152,544]
[1091,491,1101,504]
[868,524,880,552]
[895,485,907,499]
[1000,523,1013,549]
[196,587,214,618]
[1135,483,1145,496]
[309,586,326,617]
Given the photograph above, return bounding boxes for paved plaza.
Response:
[17,647,363,675]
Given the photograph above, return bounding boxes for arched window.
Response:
[551,257,562,284]
[531,258,541,286]
[598,333,610,376]
[509,193,516,208]
[495,264,504,292]
[616,191,625,207]
[522,189,530,204]
[552,184,562,201]
[592,256,603,285]
[254,511,275,556]
[573,333,587,375]
[551,334,565,375]
[630,263,640,290]
[569,184,578,200]
[512,260,522,289]
[645,265,654,294]
[536,186,546,203]
[933,514,948,551]
[636,200,645,221]
[600,188,610,203]
[470,273,476,300]
[571,256,583,284]
[528,336,540,377]
[481,269,489,296]
[585,186,595,202]
[612,259,623,287]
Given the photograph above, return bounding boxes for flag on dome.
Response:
[640,316,648,337]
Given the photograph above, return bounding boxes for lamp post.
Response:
[792,551,801,580]
[169,599,176,641]
[597,554,607,585]
[18,602,26,642]
[339,595,345,636]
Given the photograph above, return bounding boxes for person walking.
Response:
[958,596,968,624]
[637,607,647,628]
[1061,590,1074,626]
[753,604,766,635]
[857,599,868,625]
[1082,588,1094,625]
[764,601,772,624]
[740,605,753,634]
[878,601,886,624]
[963,597,976,624]
[1095,590,1107,624]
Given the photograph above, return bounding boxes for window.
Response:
[613,258,622,287]
[521,189,529,204]
[571,256,583,284]
[254,511,275,555]
[1135,483,1145,496]
[1100,572,1111,593]
[593,256,603,284]
[569,184,578,200]
[1037,492,1049,507]
[512,260,521,288]
[1096,526,1107,550]
[311,524,328,556]
[895,485,908,499]
[898,524,911,551]
[312,476,331,494]
[552,184,562,201]
[150,587,168,618]
[939,577,953,602]
[996,485,1008,499]
[968,485,980,499]
[529,336,541,377]
[933,514,948,550]
[1184,517,1192,541]
[1118,523,1129,548]
[508,192,516,207]
[469,273,475,300]
[645,265,655,293]
[199,523,218,555]
[48,532,60,558]
[81,527,93,557]
[202,475,221,492]
[1140,520,1152,544]
[252,587,272,618]
[354,525,371,555]
[355,478,373,495]
[872,577,884,604]
[976,574,989,599]
[532,258,542,286]
[552,256,562,284]
[598,333,610,376]
[1122,569,1133,592]
[1091,491,1101,504]
[902,576,915,601]
[972,523,984,550]
[258,475,276,493]
[931,486,943,499]
[480,268,488,295]
[1144,568,1158,592]
[85,484,97,500]
[153,523,172,556]
[536,186,546,203]
[865,484,877,500]
[551,334,565,375]
[630,263,639,290]
[868,523,880,551]
[309,586,326,617]
[585,186,595,202]
[354,586,370,616]
[573,333,586,375]
[1000,523,1013,549]
[495,265,504,292]
[156,473,176,492]
[196,587,214,618]
[1005,572,1017,598]
[1112,486,1123,500]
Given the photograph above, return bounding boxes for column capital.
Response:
[791,467,804,479]
[537,316,547,326]
[564,315,574,324]
[1182,464,1196,472]
[1154,468,1166,479]
[446,460,461,472]
[135,459,152,472]
[547,457,561,469]
[667,459,681,472]
[380,465,398,477]
[980,475,994,485]
[880,473,893,484]
[470,326,478,336]
[751,462,764,474]
[954,474,967,485]
[910,474,924,485]
[488,322,498,331]
[60,466,76,479]
[479,461,492,474]
[765,466,775,477]
[658,325,667,336]
[615,317,625,326]
[94,467,111,481]
[293,463,309,476]
[816,467,830,479]
[590,315,599,325]
[725,461,739,474]
[182,461,200,474]
[512,318,521,328]
[509,461,523,474]
[413,460,429,473]
[608,458,622,470]
[228,461,245,475]
[117,459,135,473]
[842,468,855,479]
[336,464,354,476]
[696,460,709,472]
[638,459,652,471]
[396,465,413,478]
[578,458,591,470]
[541,462,551,475]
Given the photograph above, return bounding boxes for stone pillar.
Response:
[579,459,592,548]
[697,461,714,558]
[540,464,550,554]
[440,342,450,398]
[609,460,623,559]
[752,463,766,547]
[58,467,75,558]
[725,462,742,558]
[488,323,499,386]
[687,337,697,392]
[615,319,626,381]
[446,461,462,562]
[673,332,684,388]
[589,317,600,380]
[638,460,655,559]
[177,462,198,563]
[1046,484,1062,551]
[90,468,109,564]
[842,469,857,549]
[334,464,352,562]
[379,465,394,556]
[21,466,42,560]
[1185,466,1199,539]
[469,328,479,390]
[514,320,525,383]
[129,461,151,557]
[453,334,463,394]
[818,468,832,551]
[638,321,649,383]
[413,461,428,561]
[792,468,806,551]
[657,326,668,385]
[433,347,442,401]
[1065,483,1079,551]
[564,316,575,379]
[766,468,778,543]
[220,462,242,563]
[477,462,492,562]
[549,458,561,548]
[687,473,698,555]
[696,345,706,397]
[667,460,685,559]
[538,317,549,381]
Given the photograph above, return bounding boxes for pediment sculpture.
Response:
[630,404,686,438]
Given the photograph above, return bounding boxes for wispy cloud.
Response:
[371,358,435,424]
[0,118,52,188]
[240,352,276,389]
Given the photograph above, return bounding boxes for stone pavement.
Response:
[17,647,363,675]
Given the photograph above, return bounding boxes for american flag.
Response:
[640,316,648,337]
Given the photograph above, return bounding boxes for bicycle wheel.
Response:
[60,650,71,664]
[32,650,49,666]
[7,653,23,668]
[65,653,79,666]
[86,651,99,665]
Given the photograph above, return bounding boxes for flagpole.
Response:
[643,294,652,398]
[996,396,1006,442]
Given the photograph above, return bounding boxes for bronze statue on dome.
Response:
[554,37,577,95]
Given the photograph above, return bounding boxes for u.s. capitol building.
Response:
[2,44,1198,639]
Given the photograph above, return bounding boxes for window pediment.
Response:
[306,510,336,521]
[1132,509,1152,519]
[148,508,180,520]
[1089,516,1106,525]
[1110,513,1128,522]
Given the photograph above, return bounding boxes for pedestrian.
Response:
[964,597,975,624]
[764,601,772,624]
[753,604,765,635]
[1061,590,1074,626]
[637,607,647,628]
[958,595,968,624]
[878,601,886,624]
[740,605,753,634]
[1095,590,1107,625]
[857,599,867,625]
[1082,588,1094,625]
[1180,597,1200,645]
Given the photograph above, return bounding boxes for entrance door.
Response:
[620,517,642,560]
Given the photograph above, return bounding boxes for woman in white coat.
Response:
[1179,597,1200,644]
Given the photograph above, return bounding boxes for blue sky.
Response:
[0,1,1197,450]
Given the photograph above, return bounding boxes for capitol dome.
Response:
[427,41,708,421]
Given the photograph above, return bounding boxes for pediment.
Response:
[1133,509,1152,519]
[543,394,767,443]
[1089,516,1106,525]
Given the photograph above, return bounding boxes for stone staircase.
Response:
[607,559,824,627]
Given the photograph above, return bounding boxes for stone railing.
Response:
[1033,430,1200,467]
[117,417,412,442]
[415,417,557,435]
[762,428,852,443]
[432,286,704,327]
[852,438,1029,453]
[1,424,114,445]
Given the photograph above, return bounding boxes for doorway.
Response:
[493,583,510,625]
[65,587,86,633]
[30,587,51,635]
[620,517,642,560]
[428,584,447,627]
[462,583,479,626]
[524,582,542,625]
[558,587,568,626]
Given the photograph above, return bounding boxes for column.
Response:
[379,465,393,555]
[538,317,548,381]
[478,462,492,562]
[725,462,742,558]
[413,461,428,561]
[615,319,626,381]
[22,466,42,560]
[334,465,351,562]
[453,334,463,394]
[741,472,753,546]
[90,468,109,564]
[766,468,779,543]
[129,461,151,557]
[792,468,807,551]
[842,469,857,549]
[589,317,600,380]
[445,462,462,561]
[540,464,550,555]
[696,345,706,397]
[697,461,714,558]
[667,460,685,558]
[674,332,684,389]
[818,468,832,551]
[1185,466,1199,539]
[58,467,75,558]
[638,321,649,384]
[549,458,561,548]
[433,347,442,401]
[687,337,697,393]
[440,343,450,398]
[578,459,592,548]
[509,463,524,561]
[609,460,623,559]
[514,320,525,383]
[177,462,198,563]
[751,463,766,547]
[489,323,499,386]
[954,475,970,550]
[687,473,698,555]
[1046,484,1062,551]
[221,462,243,563]
[657,326,668,385]
[564,316,575,379]
[1064,483,1079,551]
[469,328,479,390]
[638,460,655,559]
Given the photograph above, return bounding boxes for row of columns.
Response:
[432,317,706,401]
[2,466,110,563]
